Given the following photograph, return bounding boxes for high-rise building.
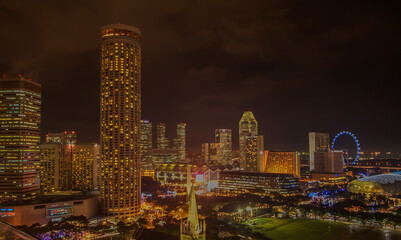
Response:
[140,120,153,170]
[201,142,220,164]
[180,185,206,240]
[314,150,343,173]
[215,129,232,165]
[156,123,170,149]
[244,135,264,172]
[100,24,142,218]
[264,151,301,177]
[175,123,186,160]
[239,111,258,169]
[0,77,41,203]
[309,132,330,171]
[40,142,100,193]
[39,143,73,193]
[46,131,77,145]
[72,143,100,191]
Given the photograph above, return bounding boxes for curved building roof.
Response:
[348,174,401,195]
[359,174,401,184]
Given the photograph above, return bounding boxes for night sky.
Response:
[0,1,400,152]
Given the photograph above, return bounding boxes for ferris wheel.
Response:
[331,131,360,165]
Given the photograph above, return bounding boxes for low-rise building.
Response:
[0,192,99,226]
[218,171,300,196]
[154,163,234,191]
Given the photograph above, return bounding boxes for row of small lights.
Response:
[2,74,32,81]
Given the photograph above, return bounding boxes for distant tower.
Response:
[141,120,153,170]
[157,123,170,149]
[175,123,186,160]
[100,24,142,218]
[239,111,258,169]
[0,77,41,203]
[181,186,206,240]
[215,129,232,165]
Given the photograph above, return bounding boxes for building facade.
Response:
[264,151,301,177]
[218,171,300,196]
[140,120,153,170]
[0,77,41,203]
[244,135,264,172]
[0,194,99,226]
[201,142,220,164]
[314,150,344,173]
[309,132,330,171]
[72,143,100,191]
[100,24,142,218]
[46,131,77,145]
[152,149,180,165]
[239,111,258,169]
[174,123,186,160]
[156,123,170,149]
[40,143,73,193]
[215,129,232,165]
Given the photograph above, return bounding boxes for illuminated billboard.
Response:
[46,206,73,218]
[0,208,15,218]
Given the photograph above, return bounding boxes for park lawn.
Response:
[244,218,353,240]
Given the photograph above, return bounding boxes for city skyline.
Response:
[0,1,400,153]
[1,2,401,239]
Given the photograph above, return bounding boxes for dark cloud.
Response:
[0,0,400,152]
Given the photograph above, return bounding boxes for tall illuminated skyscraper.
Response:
[215,129,232,165]
[175,123,186,160]
[0,77,41,203]
[309,132,330,171]
[239,111,258,169]
[140,120,152,170]
[156,123,169,149]
[244,135,264,172]
[100,24,141,218]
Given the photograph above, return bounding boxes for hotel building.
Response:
[40,143,73,193]
[264,151,301,177]
[100,24,142,218]
[71,143,100,191]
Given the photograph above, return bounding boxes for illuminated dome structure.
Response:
[348,174,401,195]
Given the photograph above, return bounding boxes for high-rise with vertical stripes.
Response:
[0,77,41,203]
[239,111,258,169]
[100,24,141,219]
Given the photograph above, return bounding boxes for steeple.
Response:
[187,186,199,232]
[186,165,191,202]
[180,182,206,240]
